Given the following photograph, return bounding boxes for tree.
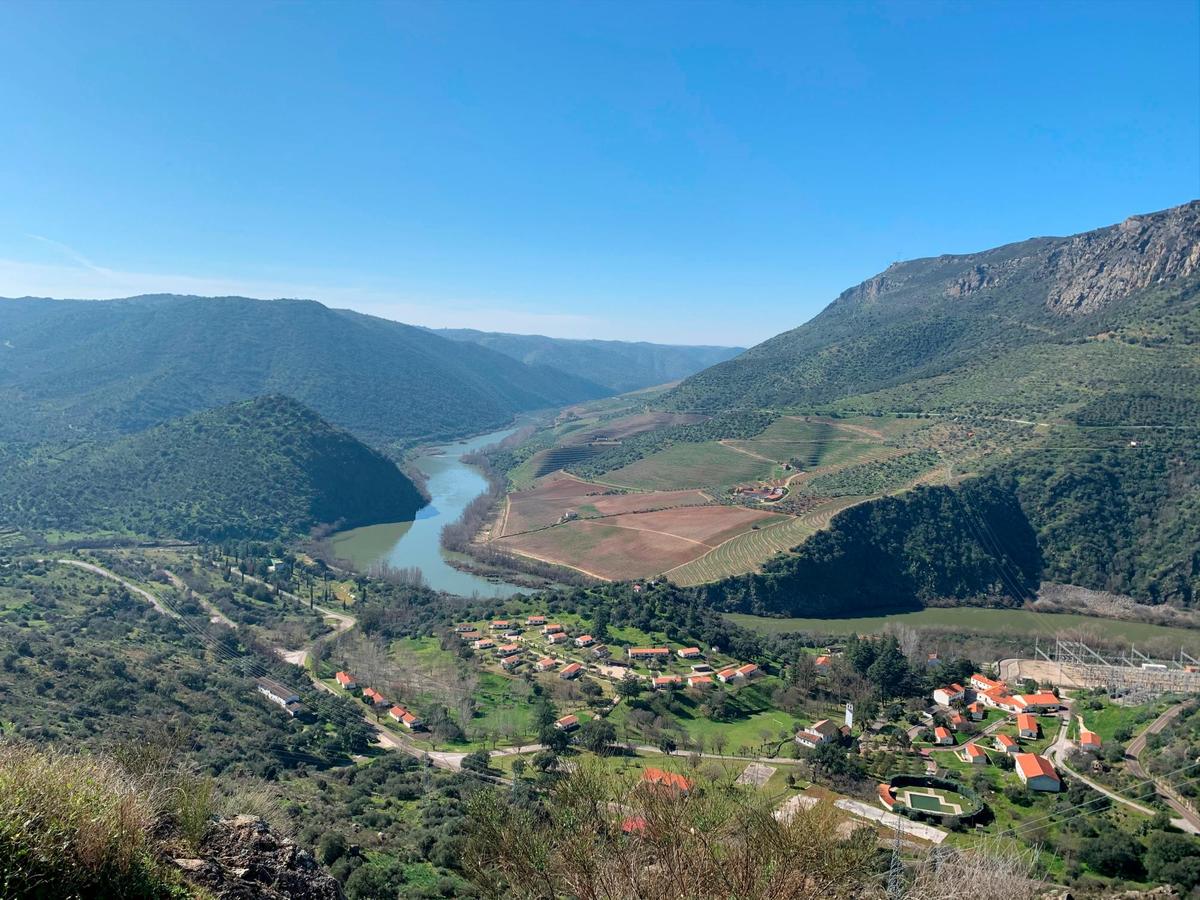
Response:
[579,719,616,755]
[866,636,910,699]
[657,735,677,755]
[1146,832,1200,891]
[616,675,643,699]
[462,750,492,774]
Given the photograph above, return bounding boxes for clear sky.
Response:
[1,1,1197,346]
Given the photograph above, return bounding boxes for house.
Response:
[980,687,1022,713]
[1013,692,1061,713]
[1017,714,1039,739]
[994,733,1019,754]
[960,743,988,765]
[535,657,558,672]
[361,687,387,707]
[970,673,1005,694]
[454,623,475,633]
[490,620,511,630]
[627,647,671,660]
[795,718,840,749]
[677,647,702,659]
[814,655,832,670]
[334,671,357,690]
[1079,729,1102,752]
[1015,753,1061,792]
[967,702,985,721]
[591,645,610,658]
[500,655,522,670]
[574,634,595,648]
[388,706,422,729]
[526,615,546,626]
[474,638,496,650]
[460,631,483,641]
[548,632,569,644]
[933,726,954,746]
[652,675,682,690]
[640,768,691,794]
[555,714,580,731]
[926,653,941,668]
[716,667,740,683]
[933,683,965,707]
[559,662,583,680]
[735,663,760,680]
[948,712,965,731]
[256,678,304,717]
[496,643,521,656]
[686,674,713,688]
[543,623,564,634]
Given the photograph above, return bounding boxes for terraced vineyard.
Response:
[665,495,868,586]
[533,445,602,477]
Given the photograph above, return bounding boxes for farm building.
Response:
[334,671,357,690]
[1017,714,1039,739]
[959,743,988,765]
[560,662,583,679]
[628,647,671,660]
[640,768,692,795]
[933,684,965,707]
[994,733,1019,754]
[1015,753,1061,792]
[735,663,760,679]
[796,718,840,749]
[256,678,304,717]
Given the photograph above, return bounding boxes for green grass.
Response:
[602,441,779,492]
[727,609,1200,650]
[1077,695,1169,744]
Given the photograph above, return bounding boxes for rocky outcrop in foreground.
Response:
[171,815,343,900]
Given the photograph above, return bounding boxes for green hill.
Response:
[0,294,610,447]
[670,201,1200,611]
[433,328,743,393]
[667,201,1199,424]
[0,396,424,540]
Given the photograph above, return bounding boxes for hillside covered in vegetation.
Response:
[0,396,423,541]
[0,294,609,447]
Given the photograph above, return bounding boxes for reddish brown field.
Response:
[494,503,787,580]
[500,473,710,536]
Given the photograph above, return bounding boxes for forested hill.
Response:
[0,294,609,447]
[0,396,424,541]
[667,200,1199,422]
[433,328,743,393]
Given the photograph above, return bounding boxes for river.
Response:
[328,425,526,598]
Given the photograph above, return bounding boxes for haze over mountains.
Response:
[433,328,743,394]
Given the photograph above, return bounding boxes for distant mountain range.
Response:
[0,294,607,448]
[433,328,743,394]
[0,395,423,540]
[668,200,1199,425]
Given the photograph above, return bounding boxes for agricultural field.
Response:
[497,504,786,580]
[601,440,780,492]
[666,496,868,586]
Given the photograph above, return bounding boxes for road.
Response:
[1125,700,1200,833]
[55,558,178,618]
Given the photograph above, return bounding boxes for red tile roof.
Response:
[641,768,691,792]
[1016,753,1058,781]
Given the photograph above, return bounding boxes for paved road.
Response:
[1126,701,1200,833]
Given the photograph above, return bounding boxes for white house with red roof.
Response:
[535,657,558,672]
[994,733,1019,754]
[1016,714,1039,739]
[559,662,583,679]
[555,714,580,731]
[933,726,954,746]
[959,743,988,765]
[676,647,702,659]
[1015,753,1061,791]
[1079,728,1102,752]
[933,683,965,707]
[574,634,595,647]
[334,671,357,690]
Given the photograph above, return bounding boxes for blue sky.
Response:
[0,1,1196,346]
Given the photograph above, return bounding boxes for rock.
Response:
[169,814,343,900]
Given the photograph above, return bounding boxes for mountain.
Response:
[433,328,743,394]
[667,201,1200,424]
[0,395,424,540]
[0,294,610,447]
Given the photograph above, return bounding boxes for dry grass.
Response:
[0,741,182,899]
